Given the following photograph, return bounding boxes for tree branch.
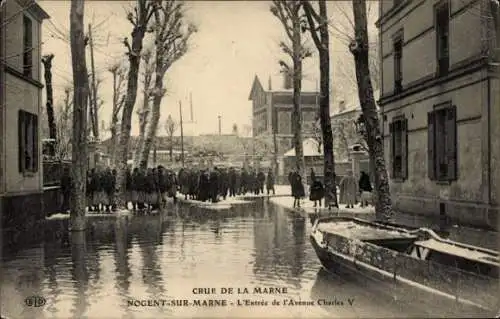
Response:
[302,0,321,48]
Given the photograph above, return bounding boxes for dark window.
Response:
[389,117,408,180]
[435,1,450,76]
[23,15,33,77]
[393,36,403,94]
[18,110,39,173]
[427,104,457,181]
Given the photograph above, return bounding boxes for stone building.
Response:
[248,73,319,174]
[1,0,50,233]
[377,0,499,228]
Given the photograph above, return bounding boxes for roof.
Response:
[283,138,323,157]
[248,75,264,100]
[20,0,50,20]
[249,74,319,101]
[330,89,381,118]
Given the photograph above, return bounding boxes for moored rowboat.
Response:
[310,216,499,317]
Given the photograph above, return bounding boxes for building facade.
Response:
[1,0,49,232]
[248,74,319,158]
[377,0,499,228]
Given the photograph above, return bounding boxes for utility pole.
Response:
[179,100,185,168]
[218,115,221,135]
[190,92,194,122]
[88,24,99,140]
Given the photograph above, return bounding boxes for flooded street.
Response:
[2,200,431,318]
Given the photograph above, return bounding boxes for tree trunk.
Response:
[292,20,306,191]
[115,10,149,209]
[42,55,57,147]
[317,0,338,208]
[169,137,173,161]
[139,80,163,169]
[109,116,119,167]
[69,0,89,231]
[351,0,392,221]
[88,24,99,140]
[134,98,150,167]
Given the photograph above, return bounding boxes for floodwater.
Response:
[0,199,457,318]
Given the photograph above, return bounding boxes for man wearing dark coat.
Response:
[228,167,237,197]
[102,168,114,213]
[219,168,229,200]
[209,167,220,203]
[241,168,248,194]
[257,170,266,194]
[157,166,167,208]
[266,168,275,195]
[60,166,72,212]
[131,168,140,211]
[198,170,209,202]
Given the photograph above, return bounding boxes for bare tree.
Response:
[115,0,157,209]
[55,87,74,160]
[133,47,155,167]
[164,114,177,160]
[302,0,338,208]
[139,0,196,169]
[232,123,238,135]
[41,54,57,156]
[271,0,311,189]
[69,0,89,231]
[108,61,127,167]
[350,0,392,221]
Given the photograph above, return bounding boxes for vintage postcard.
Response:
[0,0,499,318]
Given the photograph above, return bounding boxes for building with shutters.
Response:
[376,0,499,228]
[248,73,319,172]
[1,0,50,234]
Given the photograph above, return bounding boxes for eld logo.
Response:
[24,296,46,307]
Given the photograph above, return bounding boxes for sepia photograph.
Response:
[0,0,499,318]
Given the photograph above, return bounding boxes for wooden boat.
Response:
[310,216,499,316]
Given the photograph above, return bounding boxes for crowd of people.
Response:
[288,168,373,209]
[60,165,277,213]
[176,166,276,202]
[59,163,372,213]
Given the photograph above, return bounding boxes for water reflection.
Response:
[70,232,89,318]
[1,201,433,318]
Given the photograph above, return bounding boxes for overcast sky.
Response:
[39,0,378,138]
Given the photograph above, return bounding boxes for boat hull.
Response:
[309,233,495,318]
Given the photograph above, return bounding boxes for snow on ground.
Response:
[269,195,375,216]
[317,220,414,240]
[46,209,132,220]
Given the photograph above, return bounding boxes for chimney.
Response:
[283,71,292,90]
[268,76,272,91]
[338,100,346,112]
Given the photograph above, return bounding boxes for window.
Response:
[389,117,408,180]
[393,35,403,94]
[435,1,449,76]
[427,103,457,181]
[18,110,39,173]
[23,15,33,77]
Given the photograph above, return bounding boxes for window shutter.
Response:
[33,114,39,172]
[18,111,25,173]
[389,122,394,178]
[401,118,408,179]
[445,105,457,181]
[427,111,436,180]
